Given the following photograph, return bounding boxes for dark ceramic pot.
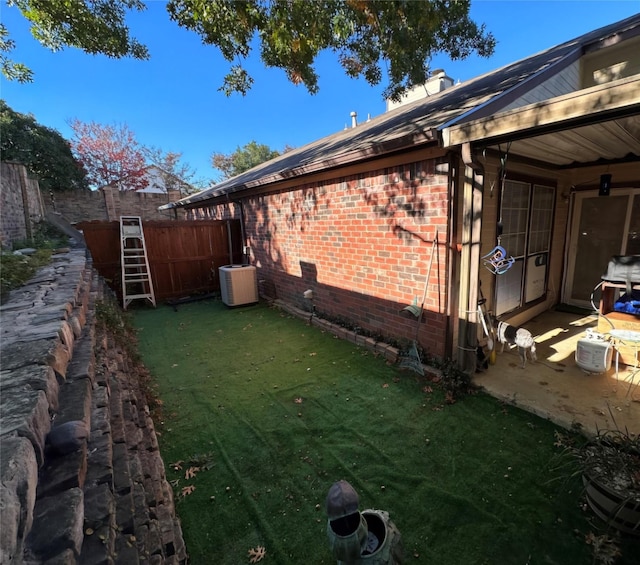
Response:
[583,473,640,536]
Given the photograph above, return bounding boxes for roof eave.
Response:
[162,129,440,210]
[440,75,640,149]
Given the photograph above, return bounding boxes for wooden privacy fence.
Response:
[77,220,244,303]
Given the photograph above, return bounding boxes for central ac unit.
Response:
[219,265,258,306]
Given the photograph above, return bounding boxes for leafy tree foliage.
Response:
[143,146,205,194]
[0,100,88,191]
[3,0,495,100]
[69,119,148,191]
[212,140,283,180]
[169,0,495,100]
[4,0,148,82]
[1,23,33,82]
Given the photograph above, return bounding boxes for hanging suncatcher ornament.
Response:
[482,245,515,275]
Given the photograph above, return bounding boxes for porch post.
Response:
[457,143,484,373]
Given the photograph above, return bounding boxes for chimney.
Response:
[385,69,455,112]
[350,111,357,128]
[427,69,454,94]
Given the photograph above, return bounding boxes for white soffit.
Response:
[441,75,640,166]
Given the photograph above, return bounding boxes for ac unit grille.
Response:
[219,265,258,306]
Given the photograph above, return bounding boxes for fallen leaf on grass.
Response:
[181,485,195,497]
[171,460,184,471]
[189,452,215,470]
[309,352,317,356]
[382,383,389,388]
[294,397,303,404]
[422,386,433,393]
[185,467,199,480]
[248,546,266,563]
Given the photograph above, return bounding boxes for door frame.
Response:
[563,188,638,308]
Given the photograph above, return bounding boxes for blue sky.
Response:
[1,1,639,185]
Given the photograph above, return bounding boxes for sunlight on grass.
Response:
[132,300,599,564]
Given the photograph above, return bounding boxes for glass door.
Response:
[495,180,555,316]
[564,189,639,308]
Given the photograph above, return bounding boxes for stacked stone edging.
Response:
[272,299,404,364]
[0,249,186,564]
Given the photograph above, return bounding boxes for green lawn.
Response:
[132,300,635,564]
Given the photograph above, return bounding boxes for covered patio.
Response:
[474,309,640,436]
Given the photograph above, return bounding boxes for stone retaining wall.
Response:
[0,162,45,248]
[0,248,187,564]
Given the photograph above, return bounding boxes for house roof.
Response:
[163,13,640,210]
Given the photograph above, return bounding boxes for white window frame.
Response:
[495,179,556,316]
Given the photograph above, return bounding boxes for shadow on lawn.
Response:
[131,299,639,565]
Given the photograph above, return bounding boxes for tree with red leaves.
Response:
[68,119,148,191]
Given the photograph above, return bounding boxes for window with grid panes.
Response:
[495,179,555,315]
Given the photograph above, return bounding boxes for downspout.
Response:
[239,200,248,264]
[457,142,484,373]
[225,196,233,264]
[226,221,233,264]
[444,153,459,361]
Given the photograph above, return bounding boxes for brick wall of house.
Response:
[187,156,451,358]
[0,162,45,248]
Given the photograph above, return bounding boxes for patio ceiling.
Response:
[440,75,640,167]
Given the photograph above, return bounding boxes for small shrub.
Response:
[437,358,476,403]
[0,249,52,302]
[0,220,70,303]
[95,298,136,353]
[11,221,69,251]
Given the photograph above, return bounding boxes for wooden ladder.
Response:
[120,216,156,309]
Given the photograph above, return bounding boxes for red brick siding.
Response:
[189,158,450,357]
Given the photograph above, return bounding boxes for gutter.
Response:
[159,128,440,211]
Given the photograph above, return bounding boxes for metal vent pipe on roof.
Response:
[350,111,357,128]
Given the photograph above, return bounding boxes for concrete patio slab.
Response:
[474,311,640,437]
